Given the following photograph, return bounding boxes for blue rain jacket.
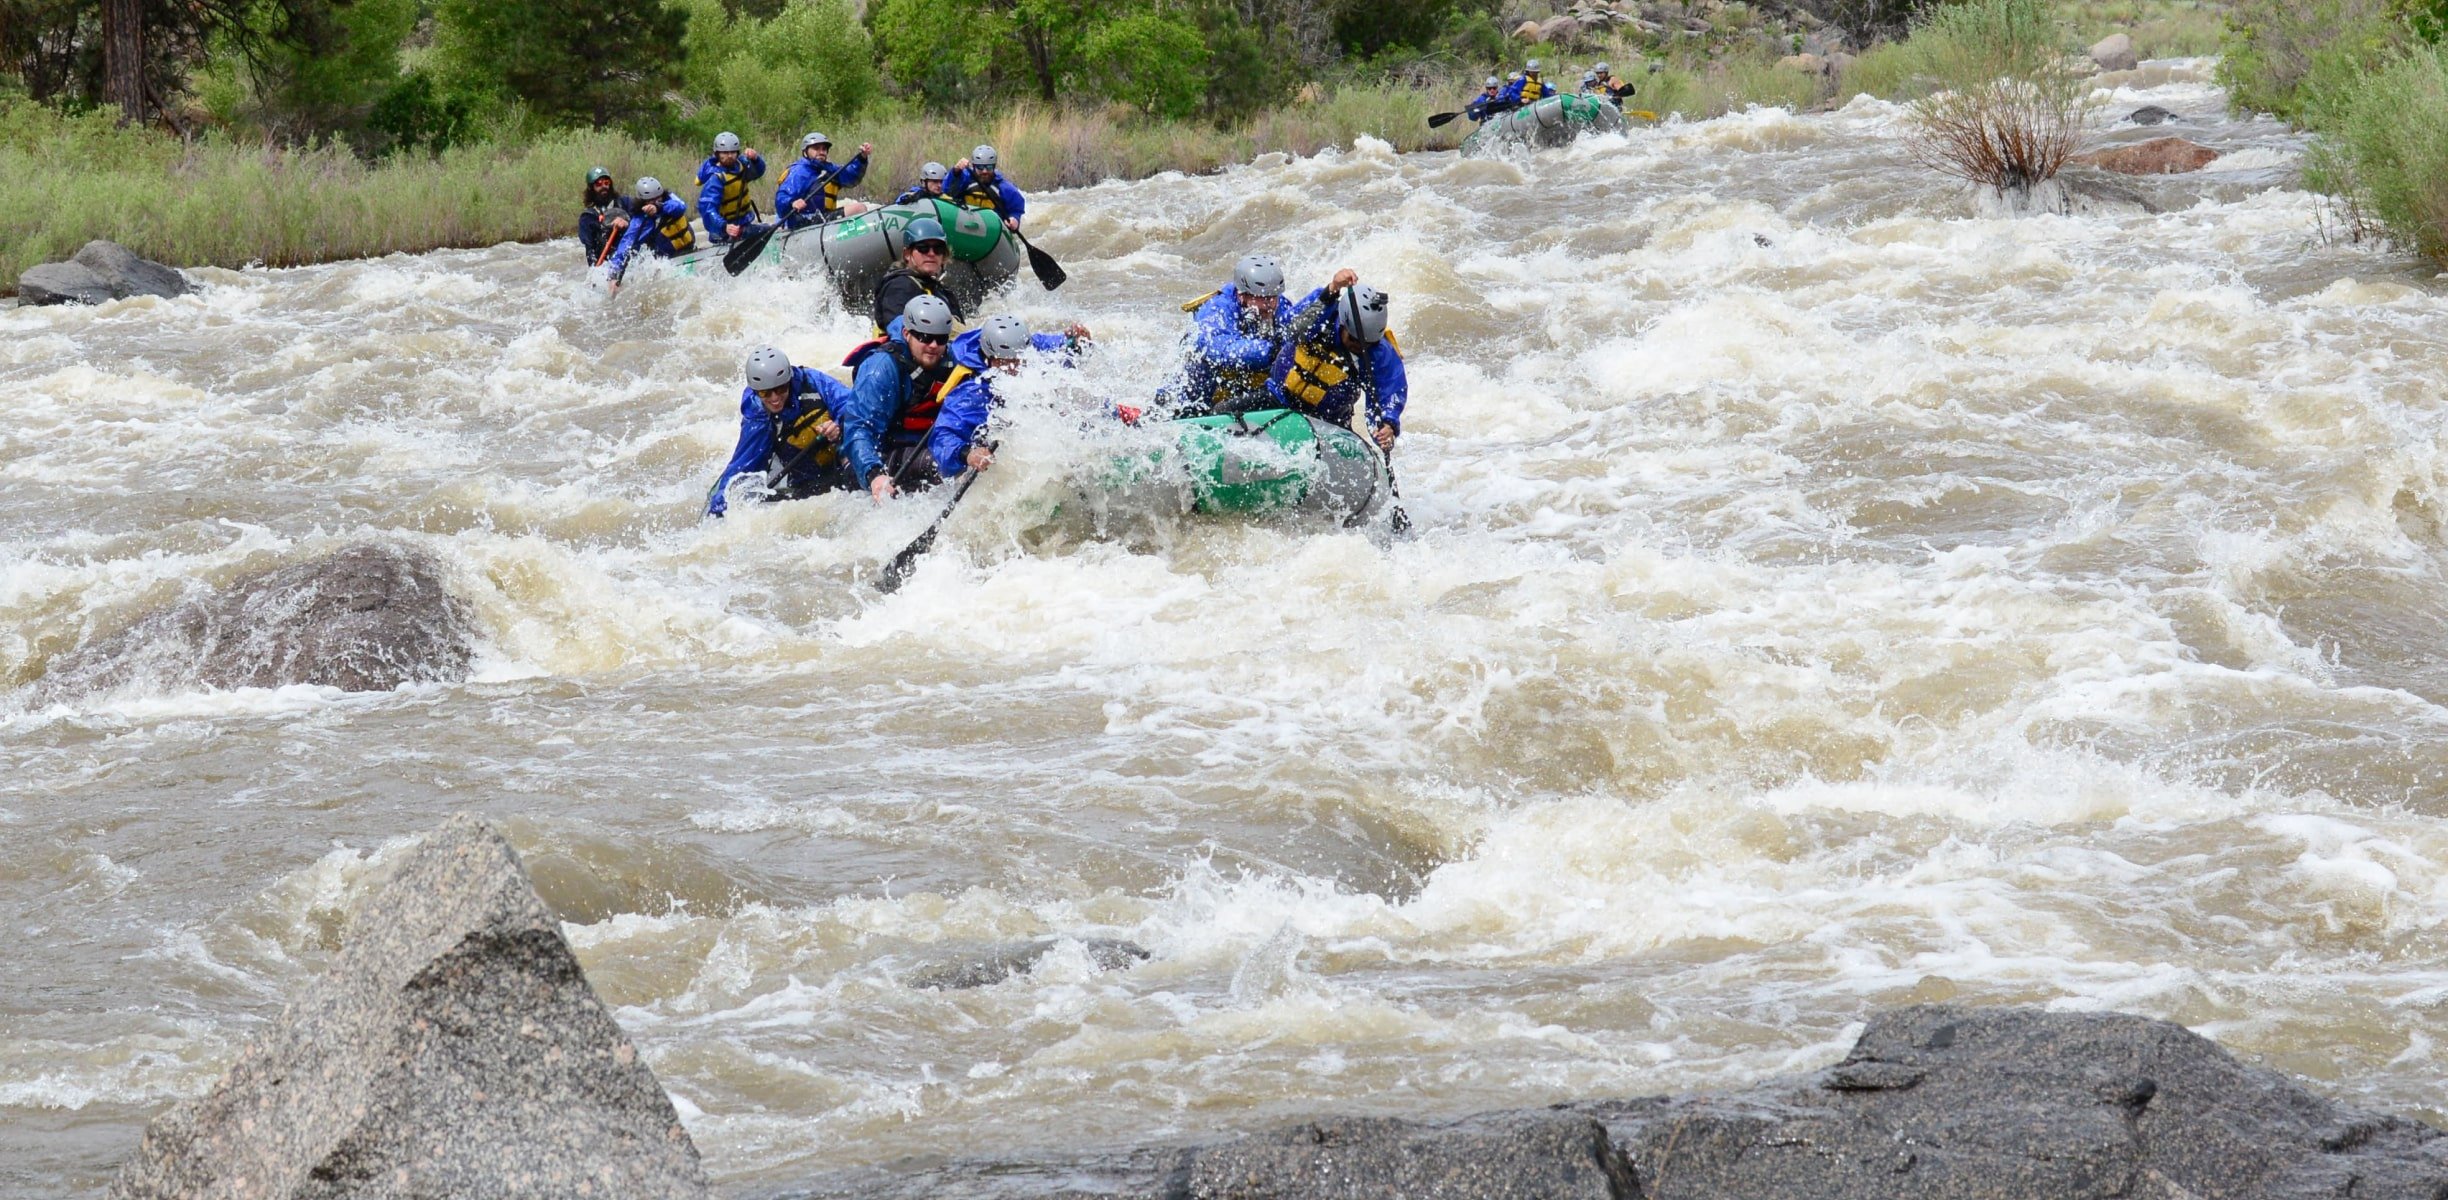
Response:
[925,331,1080,479]
[706,367,857,516]
[943,168,1026,221]
[774,153,870,228]
[1266,288,1408,432]
[606,195,697,276]
[1464,91,1505,122]
[840,337,954,488]
[1174,284,1288,411]
[696,153,769,240]
[1496,74,1555,106]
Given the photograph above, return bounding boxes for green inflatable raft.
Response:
[656,199,1023,310]
[1460,93,1630,156]
[1098,408,1389,522]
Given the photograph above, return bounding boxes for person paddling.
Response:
[1166,253,1290,417]
[774,131,872,229]
[707,346,857,517]
[1465,77,1506,122]
[945,145,1027,232]
[842,294,961,500]
[925,315,1092,480]
[605,177,695,294]
[696,131,768,245]
[1592,61,1636,103]
[578,167,630,264]
[895,162,951,206]
[1269,268,1406,454]
[1496,59,1555,107]
[870,216,966,336]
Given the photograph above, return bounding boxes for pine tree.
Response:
[435,0,688,130]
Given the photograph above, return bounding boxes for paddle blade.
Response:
[1427,111,1461,128]
[722,224,779,276]
[1023,239,1067,290]
[874,526,939,594]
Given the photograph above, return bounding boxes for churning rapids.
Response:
[8,62,2448,1196]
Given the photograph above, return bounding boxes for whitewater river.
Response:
[9,63,2448,1194]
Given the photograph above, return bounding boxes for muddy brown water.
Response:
[8,64,2448,1196]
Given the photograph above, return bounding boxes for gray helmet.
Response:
[971,144,999,170]
[902,294,955,338]
[1595,61,1611,74]
[978,315,1033,361]
[1338,285,1389,345]
[1232,254,1286,298]
[1484,75,1501,88]
[745,346,795,392]
[920,160,947,183]
[903,216,949,249]
[713,131,743,153]
[635,176,666,202]
[586,165,612,184]
[1526,58,1542,73]
[801,131,831,151]
[1583,72,1598,85]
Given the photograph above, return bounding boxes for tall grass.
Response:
[2213,0,2397,123]
[1900,0,2097,202]
[2305,43,2448,267]
[0,84,1452,291]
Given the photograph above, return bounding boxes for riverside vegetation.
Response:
[2,0,2219,288]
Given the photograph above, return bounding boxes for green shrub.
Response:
[1078,11,1212,119]
[1901,0,2097,198]
[1837,40,1929,99]
[2215,0,2398,123]
[2308,41,2448,264]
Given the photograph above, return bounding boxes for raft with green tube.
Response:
[679,199,1023,310]
[1461,93,1630,155]
[1095,408,1389,520]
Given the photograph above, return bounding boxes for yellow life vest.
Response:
[779,402,840,469]
[712,169,759,224]
[1523,74,1553,100]
[657,203,697,253]
[953,177,1003,212]
[1280,338,1354,408]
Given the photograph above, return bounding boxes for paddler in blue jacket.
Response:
[841,294,961,500]
[1166,254,1290,416]
[707,346,856,517]
[1268,269,1406,453]
[895,162,950,206]
[944,145,1026,231]
[1496,59,1555,107]
[695,131,768,244]
[605,177,695,294]
[774,131,872,228]
[1464,76,1505,122]
[926,315,1095,479]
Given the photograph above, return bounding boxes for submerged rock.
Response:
[907,937,1151,990]
[2129,104,2177,125]
[788,1005,2448,1199]
[110,814,710,1200]
[18,240,189,306]
[2073,136,2221,176]
[40,542,477,698]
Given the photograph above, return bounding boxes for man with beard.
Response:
[577,167,630,264]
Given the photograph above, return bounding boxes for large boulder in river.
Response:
[2090,31,2139,71]
[2073,136,2221,175]
[18,239,190,305]
[110,814,710,1200]
[1586,1005,2448,1199]
[39,543,477,698]
[1167,1113,1633,1199]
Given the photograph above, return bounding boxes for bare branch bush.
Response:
[1900,0,2099,205]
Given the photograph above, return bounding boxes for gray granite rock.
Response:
[109,814,710,1200]
[1162,1112,1634,1200]
[16,239,189,305]
[907,937,1151,990]
[1586,1005,2448,1199]
[40,542,477,698]
[2129,104,2177,125]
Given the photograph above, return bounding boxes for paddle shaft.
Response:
[875,440,995,594]
[1005,225,1067,291]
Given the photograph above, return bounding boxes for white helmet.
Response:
[1338,285,1389,345]
[1525,58,1542,73]
[978,315,1033,361]
[1485,75,1501,88]
[745,346,794,392]
[1232,254,1286,298]
[902,294,955,338]
[713,131,743,153]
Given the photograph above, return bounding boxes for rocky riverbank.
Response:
[109,815,2448,1200]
